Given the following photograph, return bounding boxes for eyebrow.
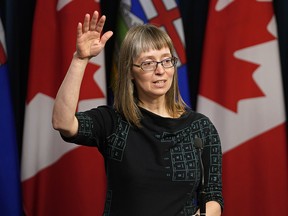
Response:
[139,53,172,61]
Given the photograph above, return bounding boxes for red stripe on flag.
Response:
[222,124,288,215]
[198,0,288,214]
[22,0,107,214]
[22,147,106,216]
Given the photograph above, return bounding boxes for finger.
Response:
[100,31,113,45]
[77,22,83,38]
[95,15,106,34]
[82,14,90,33]
[90,11,99,31]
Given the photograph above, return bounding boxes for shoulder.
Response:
[76,105,124,137]
[79,105,117,117]
[185,108,218,130]
[76,105,119,128]
[185,107,211,121]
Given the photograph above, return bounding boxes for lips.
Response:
[153,80,166,83]
[153,80,166,87]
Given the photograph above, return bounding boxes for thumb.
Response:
[100,31,113,45]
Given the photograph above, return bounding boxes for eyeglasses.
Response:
[133,56,178,72]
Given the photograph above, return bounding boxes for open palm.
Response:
[76,11,113,59]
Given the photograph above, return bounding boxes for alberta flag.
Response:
[197,0,288,215]
[114,0,191,106]
[21,1,107,215]
[0,18,22,216]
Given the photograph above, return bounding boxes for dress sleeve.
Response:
[61,106,116,153]
[201,117,224,210]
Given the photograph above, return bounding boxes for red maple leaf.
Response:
[26,0,104,104]
[199,0,275,112]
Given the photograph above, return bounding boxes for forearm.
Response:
[52,53,89,136]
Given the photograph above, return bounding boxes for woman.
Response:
[52,11,224,216]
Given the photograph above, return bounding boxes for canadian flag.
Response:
[197,0,288,215]
[21,0,107,215]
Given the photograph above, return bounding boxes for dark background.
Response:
[1,0,288,156]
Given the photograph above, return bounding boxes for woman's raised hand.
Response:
[76,11,113,59]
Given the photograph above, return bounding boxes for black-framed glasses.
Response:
[133,56,178,72]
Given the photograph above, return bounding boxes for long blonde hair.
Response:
[113,24,187,127]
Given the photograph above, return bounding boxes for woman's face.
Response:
[131,47,175,102]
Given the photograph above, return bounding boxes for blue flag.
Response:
[0,19,22,216]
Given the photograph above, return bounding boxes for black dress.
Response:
[62,106,224,216]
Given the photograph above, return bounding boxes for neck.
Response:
[138,100,171,118]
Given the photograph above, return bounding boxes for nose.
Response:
[154,62,165,74]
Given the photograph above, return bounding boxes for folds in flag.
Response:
[21,1,107,215]
[197,0,288,215]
